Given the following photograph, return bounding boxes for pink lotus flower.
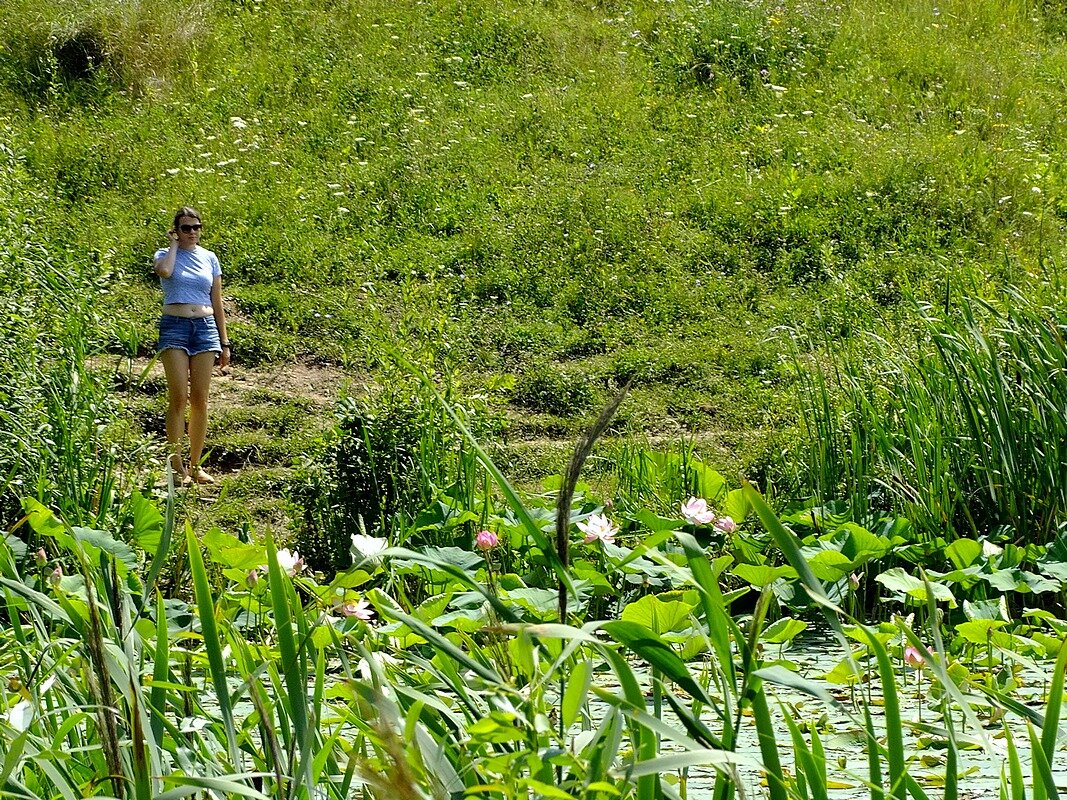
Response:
[904,645,925,669]
[713,515,738,535]
[48,566,62,587]
[578,513,618,544]
[337,596,375,621]
[680,497,716,525]
[35,548,47,567]
[475,530,499,550]
[246,568,261,589]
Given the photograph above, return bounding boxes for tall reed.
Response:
[793,288,1067,544]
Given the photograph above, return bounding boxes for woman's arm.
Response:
[212,275,231,369]
[154,233,179,277]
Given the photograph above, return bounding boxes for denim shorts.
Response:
[157,314,221,357]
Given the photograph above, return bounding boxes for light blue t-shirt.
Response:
[155,246,222,306]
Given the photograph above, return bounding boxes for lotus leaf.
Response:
[692,463,727,501]
[875,567,957,606]
[981,569,1059,594]
[129,491,164,555]
[722,487,749,523]
[761,617,808,644]
[411,500,480,531]
[634,509,683,532]
[621,593,696,634]
[963,597,1010,621]
[821,656,864,686]
[945,539,983,570]
[732,562,798,587]
[1030,630,1065,657]
[803,549,854,582]
[413,546,484,571]
[571,563,616,596]
[203,528,264,570]
[928,566,984,590]
[956,619,1009,645]
[504,587,559,617]
[431,608,488,631]
[832,522,897,564]
[1023,609,1067,633]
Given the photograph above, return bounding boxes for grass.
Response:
[0,0,1064,612]
[1,0,1062,460]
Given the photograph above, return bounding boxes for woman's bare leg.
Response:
[161,348,191,478]
[187,351,217,482]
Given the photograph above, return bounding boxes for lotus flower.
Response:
[578,513,618,544]
[680,497,716,525]
[351,534,388,563]
[904,645,925,669]
[337,596,375,621]
[713,515,738,535]
[275,548,304,576]
[475,530,499,550]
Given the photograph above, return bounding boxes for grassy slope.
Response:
[1,0,1066,526]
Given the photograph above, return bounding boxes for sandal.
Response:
[168,455,188,483]
[189,467,215,485]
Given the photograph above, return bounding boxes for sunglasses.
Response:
[179,223,203,233]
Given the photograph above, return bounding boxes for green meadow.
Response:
[3,0,1067,797]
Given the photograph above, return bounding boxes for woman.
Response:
[153,206,230,485]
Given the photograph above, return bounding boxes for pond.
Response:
[573,626,1065,799]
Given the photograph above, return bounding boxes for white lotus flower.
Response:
[577,513,618,544]
[275,548,304,576]
[336,596,375,621]
[351,533,388,563]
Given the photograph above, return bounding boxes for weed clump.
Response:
[0,0,204,102]
[646,0,836,91]
[291,378,502,574]
[514,362,599,416]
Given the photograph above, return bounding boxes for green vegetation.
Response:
[3,0,1067,797]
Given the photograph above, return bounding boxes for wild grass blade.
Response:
[264,529,313,799]
[600,647,658,800]
[858,627,906,800]
[749,683,788,800]
[862,702,885,800]
[1039,634,1067,773]
[377,546,519,623]
[783,711,812,800]
[1029,721,1060,800]
[377,606,502,683]
[1004,722,1025,800]
[186,520,240,768]
[149,593,169,749]
[743,484,845,625]
[599,620,713,706]
[673,530,737,687]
